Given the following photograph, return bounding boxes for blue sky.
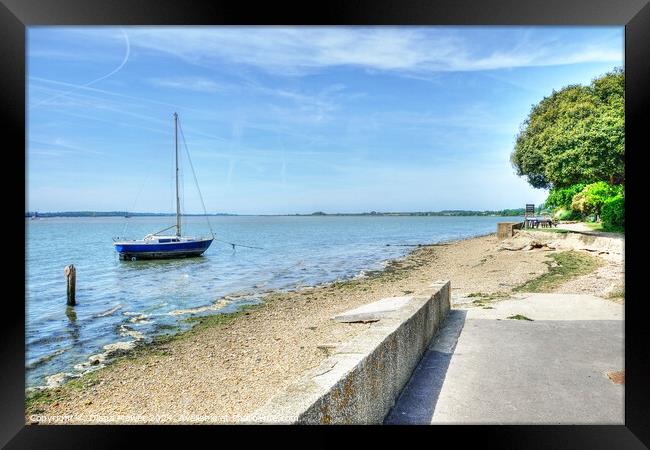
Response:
[27,26,623,214]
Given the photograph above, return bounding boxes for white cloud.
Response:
[122,27,622,76]
[148,77,228,93]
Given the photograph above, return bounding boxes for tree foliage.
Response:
[545,183,586,210]
[553,208,582,221]
[570,181,622,218]
[511,68,624,189]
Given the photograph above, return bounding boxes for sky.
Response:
[26,26,623,215]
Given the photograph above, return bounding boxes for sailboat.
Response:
[113,113,214,261]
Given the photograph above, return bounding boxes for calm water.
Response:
[26,215,521,387]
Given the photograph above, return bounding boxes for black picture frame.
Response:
[3,0,648,447]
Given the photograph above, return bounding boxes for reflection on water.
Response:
[65,305,80,344]
[26,215,521,387]
[118,255,211,272]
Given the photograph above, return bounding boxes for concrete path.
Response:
[385,293,624,424]
[556,222,623,238]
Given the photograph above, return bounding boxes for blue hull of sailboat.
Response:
[115,239,213,260]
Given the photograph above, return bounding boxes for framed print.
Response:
[2,0,648,447]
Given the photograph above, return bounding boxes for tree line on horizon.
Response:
[25,211,237,217]
[307,209,528,216]
[27,209,529,218]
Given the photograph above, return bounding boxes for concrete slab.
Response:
[332,296,413,323]
[385,293,624,425]
[470,293,623,321]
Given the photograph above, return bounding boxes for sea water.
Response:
[26,215,522,388]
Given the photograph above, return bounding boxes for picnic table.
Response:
[524,217,557,228]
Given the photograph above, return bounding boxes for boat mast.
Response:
[174,112,181,237]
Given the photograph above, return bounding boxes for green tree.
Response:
[511,68,624,189]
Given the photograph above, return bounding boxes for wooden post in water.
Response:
[64,264,76,306]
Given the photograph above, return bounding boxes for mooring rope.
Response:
[213,238,264,250]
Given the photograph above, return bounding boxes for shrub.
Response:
[553,208,581,221]
[571,191,587,214]
[571,181,623,219]
[601,195,624,231]
[546,183,586,210]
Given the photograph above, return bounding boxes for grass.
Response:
[507,314,533,321]
[467,292,509,301]
[585,222,604,231]
[26,389,57,415]
[515,250,601,293]
[606,286,625,299]
[596,222,625,233]
[181,303,263,331]
[26,370,102,416]
[584,222,624,234]
[467,291,510,308]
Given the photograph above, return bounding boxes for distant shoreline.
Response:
[26,209,529,218]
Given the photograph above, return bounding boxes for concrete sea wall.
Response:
[497,221,523,240]
[246,280,451,424]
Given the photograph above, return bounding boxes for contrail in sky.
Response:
[29,28,131,110]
